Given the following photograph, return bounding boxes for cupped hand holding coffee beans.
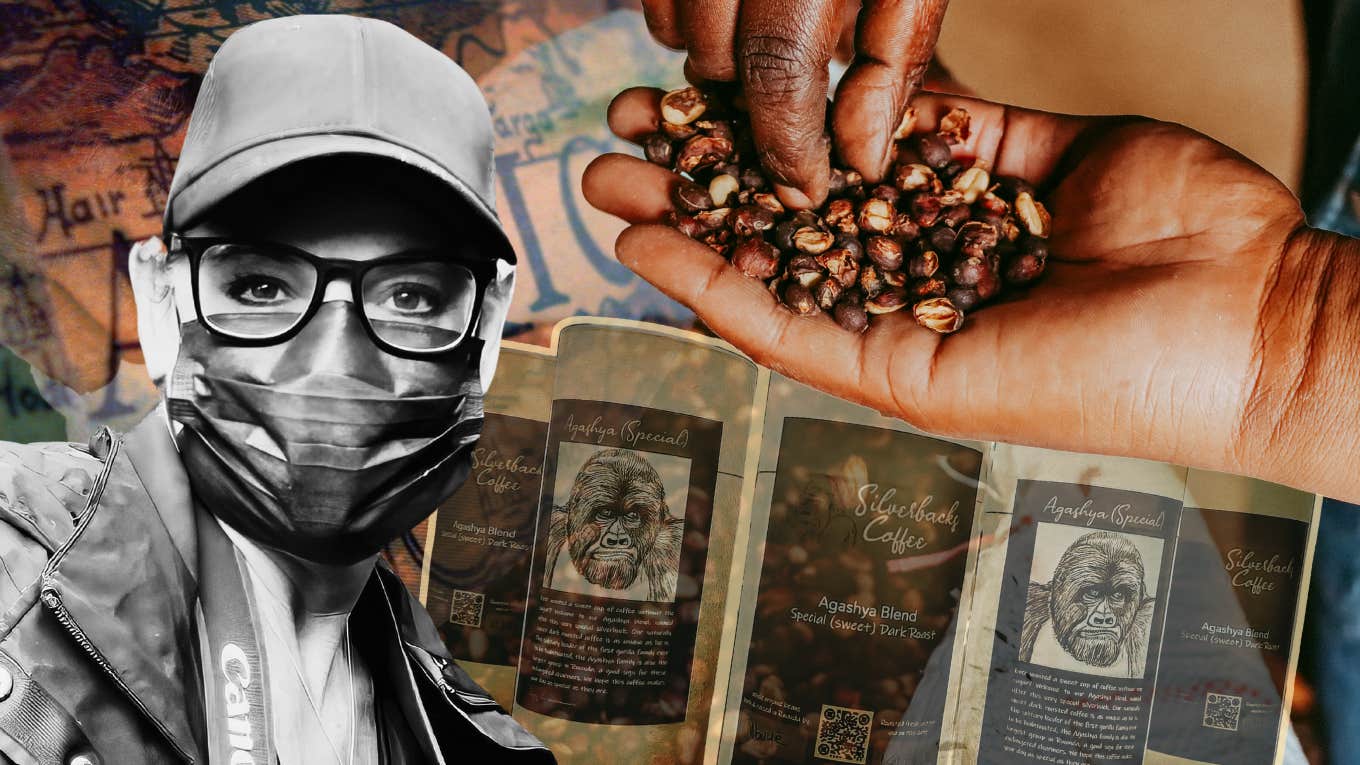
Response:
[645,85,1049,334]
[581,90,1360,502]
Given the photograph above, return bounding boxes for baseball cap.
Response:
[165,14,514,264]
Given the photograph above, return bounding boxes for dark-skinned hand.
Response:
[582,88,1360,502]
[641,0,951,208]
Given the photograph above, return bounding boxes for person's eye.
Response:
[382,284,443,315]
[227,276,293,306]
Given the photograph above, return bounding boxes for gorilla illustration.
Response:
[544,449,684,601]
[1020,531,1155,677]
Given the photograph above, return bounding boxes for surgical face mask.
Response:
[165,302,485,564]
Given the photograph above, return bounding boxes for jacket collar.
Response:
[41,411,528,763]
[41,413,205,761]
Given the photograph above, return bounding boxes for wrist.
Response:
[1235,225,1360,500]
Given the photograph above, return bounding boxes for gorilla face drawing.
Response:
[1021,530,1156,676]
[565,450,667,589]
[545,448,684,601]
[1049,532,1146,666]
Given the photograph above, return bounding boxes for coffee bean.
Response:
[925,225,957,253]
[793,228,835,255]
[733,205,776,237]
[834,297,869,333]
[676,134,734,173]
[947,286,981,312]
[782,282,818,315]
[913,133,953,169]
[952,162,991,204]
[909,193,943,228]
[938,108,972,144]
[673,179,713,212]
[894,163,940,193]
[731,238,781,280]
[889,213,920,241]
[818,249,861,288]
[914,297,964,333]
[1015,192,1052,237]
[939,204,971,229]
[709,174,740,207]
[814,278,843,310]
[772,219,801,251]
[860,264,886,298]
[975,267,1001,301]
[958,221,1000,255]
[866,288,910,315]
[740,166,768,190]
[866,236,904,271]
[786,254,824,287]
[908,250,940,279]
[952,255,990,287]
[643,134,674,166]
[660,86,709,125]
[832,234,864,262]
[994,175,1036,200]
[655,94,1053,335]
[858,198,895,233]
[910,277,948,299]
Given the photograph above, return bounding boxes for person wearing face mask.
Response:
[0,14,555,765]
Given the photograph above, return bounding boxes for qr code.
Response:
[448,590,485,628]
[814,704,873,764]
[1203,692,1242,731]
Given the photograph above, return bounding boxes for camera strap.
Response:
[197,504,278,765]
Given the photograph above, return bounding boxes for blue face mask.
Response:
[166,306,485,564]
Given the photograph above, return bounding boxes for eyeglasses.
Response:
[171,235,492,357]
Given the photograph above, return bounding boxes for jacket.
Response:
[0,413,555,764]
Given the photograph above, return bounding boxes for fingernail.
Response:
[774,183,814,211]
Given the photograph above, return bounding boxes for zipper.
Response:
[409,645,500,707]
[440,677,499,708]
[40,582,196,763]
[35,433,194,761]
[434,667,499,709]
[401,641,502,709]
[404,646,549,752]
[44,432,120,570]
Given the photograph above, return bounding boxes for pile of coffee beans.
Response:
[648,86,1053,334]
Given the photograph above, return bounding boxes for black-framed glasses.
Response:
[170,235,492,357]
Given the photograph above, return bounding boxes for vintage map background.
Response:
[0,0,687,442]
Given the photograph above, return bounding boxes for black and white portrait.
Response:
[543,444,688,602]
[0,14,558,763]
[1019,526,1160,679]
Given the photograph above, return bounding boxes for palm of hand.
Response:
[934,118,1303,462]
[582,92,1305,467]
